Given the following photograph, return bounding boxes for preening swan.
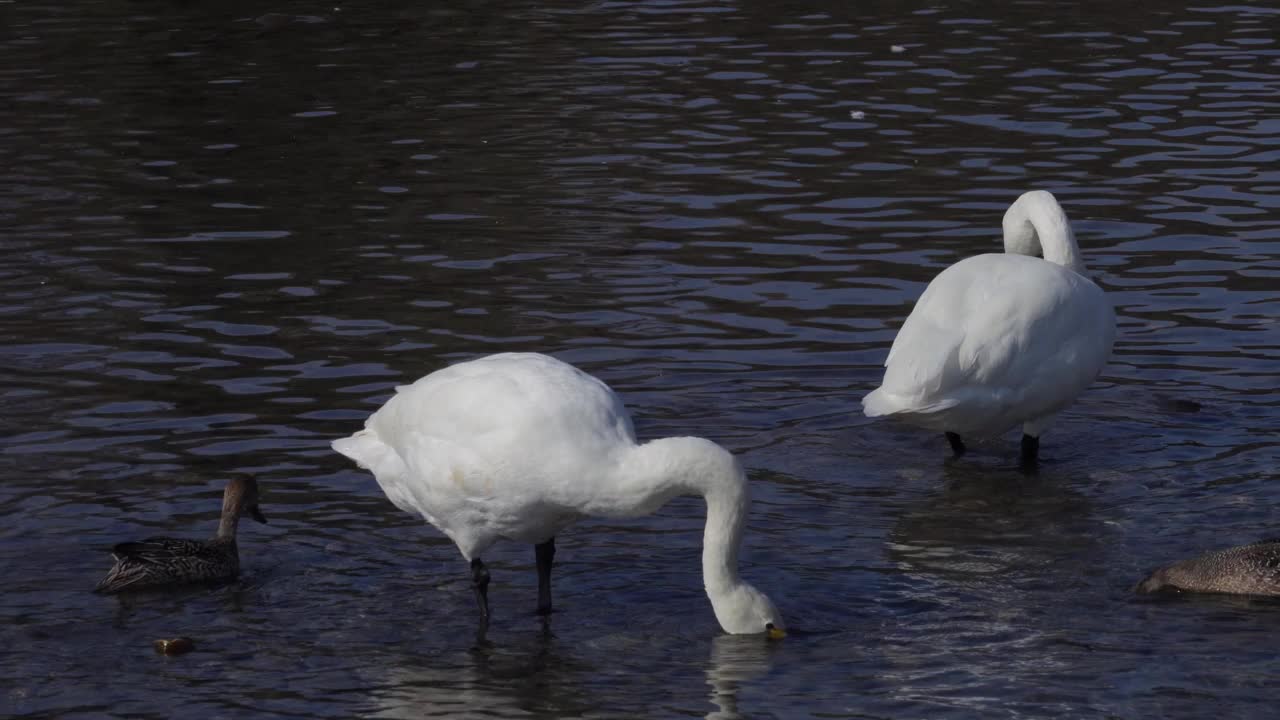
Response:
[862,190,1115,468]
[332,352,784,636]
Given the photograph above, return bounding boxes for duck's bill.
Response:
[767,625,786,640]
[250,505,268,524]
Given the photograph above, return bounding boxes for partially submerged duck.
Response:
[95,476,267,593]
[1137,539,1280,597]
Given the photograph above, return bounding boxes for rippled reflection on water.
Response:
[1,1,1278,718]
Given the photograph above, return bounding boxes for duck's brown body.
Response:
[95,477,266,594]
[95,537,241,593]
[1137,540,1280,596]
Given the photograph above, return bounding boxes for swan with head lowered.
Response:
[332,352,784,637]
[862,190,1115,469]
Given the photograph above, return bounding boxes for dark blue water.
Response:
[2,1,1278,718]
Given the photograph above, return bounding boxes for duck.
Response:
[862,190,1116,468]
[332,352,785,637]
[94,476,267,593]
[1137,540,1280,596]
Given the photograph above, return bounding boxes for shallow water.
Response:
[2,1,1279,717]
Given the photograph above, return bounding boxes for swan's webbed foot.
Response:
[945,432,966,457]
[470,558,491,622]
[1019,434,1039,473]
[535,537,556,616]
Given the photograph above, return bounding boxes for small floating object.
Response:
[891,45,906,53]
[849,110,866,120]
[153,637,196,655]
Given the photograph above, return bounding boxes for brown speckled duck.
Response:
[1136,539,1280,597]
[95,477,267,593]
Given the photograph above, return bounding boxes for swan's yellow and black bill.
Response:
[766,623,786,640]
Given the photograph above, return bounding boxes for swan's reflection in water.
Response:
[362,620,780,720]
[365,621,590,719]
[873,460,1116,708]
[704,633,778,720]
[886,461,1107,582]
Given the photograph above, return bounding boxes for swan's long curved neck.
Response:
[700,476,747,595]
[1002,191,1085,273]
[609,437,749,594]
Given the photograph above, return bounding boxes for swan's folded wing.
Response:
[397,431,510,557]
[958,267,1114,412]
[864,318,967,417]
[866,265,975,415]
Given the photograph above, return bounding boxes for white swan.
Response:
[862,190,1115,467]
[332,352,784,636]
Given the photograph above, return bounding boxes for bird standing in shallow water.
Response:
[95,476,267,593]
[1137,540,1280,597]
[862,190,1116,469]
[332,352,785,637]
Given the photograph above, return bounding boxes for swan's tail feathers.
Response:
[333,429,407,480]
[862,388,959,418]
[861,388,894,418]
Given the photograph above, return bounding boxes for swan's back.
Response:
[372,353,634,458]
[863,253,1114,437]
[333,353,638,554]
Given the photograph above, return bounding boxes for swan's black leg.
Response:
[1020,434,1040,472]
[535,537,556,616]
[945,432,966,457]
[470,558,491,621]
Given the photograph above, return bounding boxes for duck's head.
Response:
[225,476,268,524]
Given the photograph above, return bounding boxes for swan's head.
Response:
[1001,210,1043,258]
[1001,190,1058,258]
[710,583,786,638]
[1001,190,1082,271]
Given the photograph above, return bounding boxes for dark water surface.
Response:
[3,1,1279,717]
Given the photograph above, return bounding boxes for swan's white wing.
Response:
[863,254,1114,437]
